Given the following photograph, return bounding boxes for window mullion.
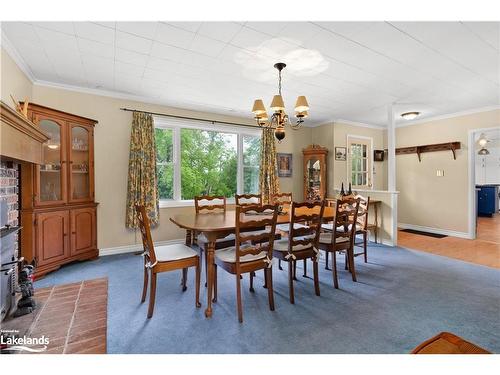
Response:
[237,134,243,195]
[173,126,181,201]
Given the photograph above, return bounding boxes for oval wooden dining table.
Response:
[170,206,335,318]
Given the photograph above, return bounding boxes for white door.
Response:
[348,136,373,189]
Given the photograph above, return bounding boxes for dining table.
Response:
[170,206,336,318]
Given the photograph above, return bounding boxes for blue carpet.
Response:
[35,243,500,354]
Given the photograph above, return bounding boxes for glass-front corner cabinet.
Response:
[21,103,98,277]
[302,144,328,202]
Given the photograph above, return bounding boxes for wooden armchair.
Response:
[317,198,360,288]
[213,204,279,322]
[135,205,201,318]
[272,201,325,304]
[193,195,235,287]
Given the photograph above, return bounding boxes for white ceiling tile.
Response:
[115,22,159,40]
[1,22,40,44]
[115,61,145,78]
[150,42,187,62]
[196,22,242,42]
[116,31,152,55]
[167,22,202,33]
[94,22,116,29]
[77,37,114,59]
[189,34,226,57]
[115,48,148,66]
[74,22,115,44]
[277,22,322,45]
[155,23,195,48]
[31,22,75,35]
[230,26,272,49]
[244,22,288,36]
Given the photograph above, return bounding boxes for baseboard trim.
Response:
[398,223,472,239]
[99,239,184,256]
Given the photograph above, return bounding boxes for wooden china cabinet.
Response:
[20,103,98,277]
[303,144,328,201]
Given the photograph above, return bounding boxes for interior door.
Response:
[348,137,373,189]
[70,207,96,255]
[35,210,70,266]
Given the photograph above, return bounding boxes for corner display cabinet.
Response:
[303,144,328,201]
[20,103,98,277]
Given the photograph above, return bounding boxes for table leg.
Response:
[204,240,215,318]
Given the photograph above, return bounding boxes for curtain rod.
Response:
[119,107,268,130]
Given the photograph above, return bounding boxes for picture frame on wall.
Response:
[335,147,347,161]
[277,153,293,177]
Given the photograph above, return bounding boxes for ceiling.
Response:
[1,21,499,126]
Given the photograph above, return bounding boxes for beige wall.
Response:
[310,121,387,196]
[1,48,33,109]
[276,127,312,200]
[396,109,500,234]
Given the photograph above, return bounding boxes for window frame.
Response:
[154,116,261,208]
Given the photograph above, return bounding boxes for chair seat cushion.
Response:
[276,223,309,232]
[273,237,314,252]
[321,223,362,232]
[155,244,198,262]
[318,233,349,244]
[197,233,235,244]
[215,247,267,263]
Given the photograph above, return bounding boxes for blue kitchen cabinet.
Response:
[477,185,499,217]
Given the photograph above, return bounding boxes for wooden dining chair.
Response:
[317,198,360,289]
[135,205,201,318]
[213,204,279,323]
[235,193,262,207]
[272,192,308,273]
[193,195,235,287]
[272,201,325,304]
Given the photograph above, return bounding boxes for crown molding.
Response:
[396,105,500,128]
[333,118,386,130]
[1,33,36,83]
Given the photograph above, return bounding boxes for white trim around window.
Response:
[154,116,261,208]
[346,134,374,189]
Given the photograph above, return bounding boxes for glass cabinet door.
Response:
[69,125,92,202]
[38,118,66,205]
[305,158,322,201]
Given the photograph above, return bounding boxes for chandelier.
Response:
[251,62,309,142]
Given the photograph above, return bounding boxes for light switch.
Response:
[436,170,445,177]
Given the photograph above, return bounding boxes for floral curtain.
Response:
[125,112,159,228]
[259,128,280,204]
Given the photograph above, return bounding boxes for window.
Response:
[154,117,261,206]
[348,136,373,188]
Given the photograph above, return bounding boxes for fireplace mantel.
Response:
[0,101,49,164]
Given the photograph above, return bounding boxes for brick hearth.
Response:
[26,278,108,354]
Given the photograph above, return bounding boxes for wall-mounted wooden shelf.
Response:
[396,142,461,162]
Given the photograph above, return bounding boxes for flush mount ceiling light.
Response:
[401,111,420,120]
[478,148,490,155]
[251,63,309,142]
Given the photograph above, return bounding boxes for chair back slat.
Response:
[352,194,369,230]
[135,205,157,266]
[235,204,278,263]
[330,197,361,245]
[288,201,325,251]
[272,192,292,206]
[194,195,227,213]
[235,193,262,207]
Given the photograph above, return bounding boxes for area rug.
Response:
[2,278,108,354]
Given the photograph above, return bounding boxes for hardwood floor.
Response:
[398,213,500,269]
